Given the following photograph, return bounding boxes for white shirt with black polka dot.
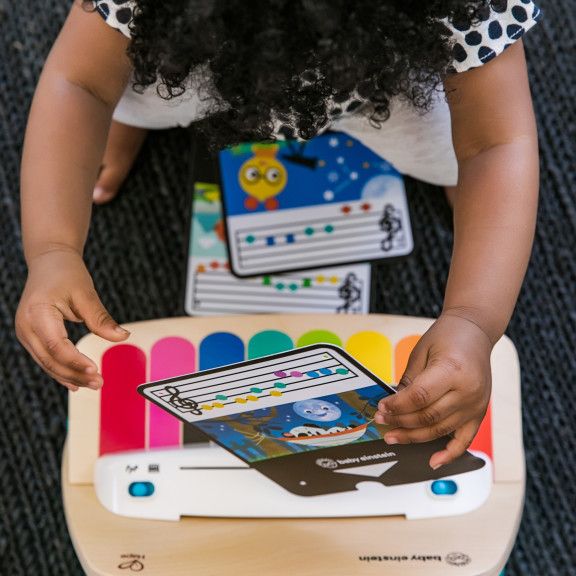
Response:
[445,0,542,72]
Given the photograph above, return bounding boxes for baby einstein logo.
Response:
[359,551,472,567]
[445,552,471,566]
[316,458,338,469]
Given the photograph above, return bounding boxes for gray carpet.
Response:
[0,1,574,574]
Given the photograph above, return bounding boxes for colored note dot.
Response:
[202,405,213,411]
[235,397,247,404]
[330,276,339,284]
[274,371,287,377]
[289,283,298,292]
[304,227,315,236]
[247,395,257,401]
[262,276,272,286]
[266,236,275,246]
[316,276,325,283]
[276,283,285,291]
[290,371,303,378]
[216,394,228,401]
[324,224,334,233]
[335,368,349,375]
[274,382,287,389]
[302,278,312,288]
[197,264,206,273]
[307,371,320,378]
[319,368,333,375]
[286,233,295,244]
[270,390,283,397]
[246,235,255,244]
[251,387,263,393]
[213,402,224,408]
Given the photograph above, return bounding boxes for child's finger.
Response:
[396,340,427,391]
[27,332,102,389]
[378,363,453,415]
[374,392,459,429]
[72,290,130,342]
[19,333,85,391]
[428,421,479,469]
[382,412,465,447]
[30,307,98,372]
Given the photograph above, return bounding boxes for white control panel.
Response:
[95,445,492,521]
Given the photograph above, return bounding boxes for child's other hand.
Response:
[375,314,492,469]
[15,249,130,391]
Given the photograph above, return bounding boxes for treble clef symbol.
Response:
[337,272,362,313]
[379,203,402,252]
[164,386,202,415]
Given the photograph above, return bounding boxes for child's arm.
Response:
[16,3,132,390]
[376,41,539,468]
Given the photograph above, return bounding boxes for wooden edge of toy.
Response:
[62,441,523,576]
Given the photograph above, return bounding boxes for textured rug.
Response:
[0,1,574,574]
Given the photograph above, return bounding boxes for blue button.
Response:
[431,480,458,496]
[128,481,155,497]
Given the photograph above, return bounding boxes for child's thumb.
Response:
[75,290,130,341]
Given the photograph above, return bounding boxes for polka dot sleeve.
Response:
[92,1,136,39]
[444,0,542,73]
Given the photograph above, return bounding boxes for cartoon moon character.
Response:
[293,399,341,422]
[239,144,287,211]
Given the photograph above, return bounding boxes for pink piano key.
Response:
[149,337,196,448]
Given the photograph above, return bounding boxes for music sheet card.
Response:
[185,182,371,316]
[139,346,485,496]
[218,131,414,277]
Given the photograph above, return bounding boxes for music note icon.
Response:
[164,386,202,415]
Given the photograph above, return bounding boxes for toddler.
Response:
[16,0,541,469]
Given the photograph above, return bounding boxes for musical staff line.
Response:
[153,351,337,393]
[157,361,349,403]
[189,262,368,315]
[238,231,394,260]
[155,355,350,400]
[164,373,359,414]
[236,244,399,272]
[236,208,376,235]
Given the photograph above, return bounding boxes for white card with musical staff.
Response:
[139,345,390,424]
[185,183,371,316]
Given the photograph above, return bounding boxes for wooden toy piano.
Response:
[63,314,523,575]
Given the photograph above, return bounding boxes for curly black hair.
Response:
[93,0,490,147]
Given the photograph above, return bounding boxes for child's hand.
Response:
[16,249,129,391]
[375,314,492,469]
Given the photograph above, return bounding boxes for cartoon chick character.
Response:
[239,144,287,210]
